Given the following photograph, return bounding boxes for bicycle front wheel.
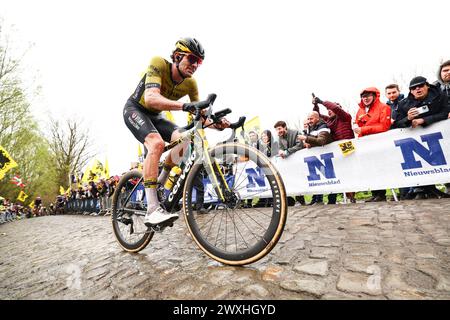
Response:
[111,170,153,252]
[183,143,287,265]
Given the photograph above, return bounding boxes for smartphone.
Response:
[416,105,429,115]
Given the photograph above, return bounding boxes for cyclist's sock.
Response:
[144,178,159,213]
[157,163,172,185]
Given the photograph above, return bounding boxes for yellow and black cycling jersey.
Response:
[129,56,199,113]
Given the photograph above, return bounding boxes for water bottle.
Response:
[163,166,182,197]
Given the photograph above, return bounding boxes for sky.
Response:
[1,0,449,175]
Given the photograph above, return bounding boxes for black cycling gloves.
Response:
[182,102,196,113]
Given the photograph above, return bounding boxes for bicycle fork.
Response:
[196,129,232,203]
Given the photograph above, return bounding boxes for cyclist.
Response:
[123,37,229,226]
[33,196,42,216]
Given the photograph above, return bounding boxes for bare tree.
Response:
[48,117,95,188]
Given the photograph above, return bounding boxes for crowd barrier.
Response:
[65,119,450,209]
[202,119,450,198]
[65,198,101,213]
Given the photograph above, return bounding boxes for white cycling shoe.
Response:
[144,206,179,226]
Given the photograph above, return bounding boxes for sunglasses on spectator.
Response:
[183,53,203,65]
[410,83,426,91]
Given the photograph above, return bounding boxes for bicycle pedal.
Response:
[150,225,163,233]
[149,220,174,233]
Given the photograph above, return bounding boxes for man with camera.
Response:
[393,76,449,129]
[392,76,450,199]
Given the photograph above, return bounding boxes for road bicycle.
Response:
[111,94,287,265]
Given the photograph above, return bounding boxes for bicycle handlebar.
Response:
[194,93,217,121]
[229,116,246,129]
[179,93,246,135]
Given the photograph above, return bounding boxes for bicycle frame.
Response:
[163,110,232,212]
[122,106,234,214]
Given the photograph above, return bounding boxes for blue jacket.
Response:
[386,93,405,121]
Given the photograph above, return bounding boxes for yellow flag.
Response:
[60,186,65,195]
[104,158,110,178]
[138,144,144,163]
[29,201,34,209]
[81,159,104,182]
[338,140,356,156]
[17,190,28,202]
[81,163,91,183]
[0,145,18,180]
[90,159,104,181]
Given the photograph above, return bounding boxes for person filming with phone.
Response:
[392,76,449,129]
[392,76,450,200]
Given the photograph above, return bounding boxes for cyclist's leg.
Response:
[143,132,165,211]
[123,102,180,225]
[123,101,164,213]
[150,117,189,184]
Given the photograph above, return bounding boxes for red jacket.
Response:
[313,101,355,141]
[355,87,391,137]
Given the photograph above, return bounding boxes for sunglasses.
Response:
[410,83,426,91]
[183,53,203,66]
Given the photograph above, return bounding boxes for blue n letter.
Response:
[246,167,266,188]
[304,152,336,181]
[394,132,447,170]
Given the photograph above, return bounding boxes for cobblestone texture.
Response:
[1,199,450,300]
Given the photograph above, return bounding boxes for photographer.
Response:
[392,76,449,129]
[392,76,450,200]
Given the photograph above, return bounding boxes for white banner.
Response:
[271,119,450,195]
[201,119,450,201]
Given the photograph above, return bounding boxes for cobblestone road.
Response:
[1,199,450,300]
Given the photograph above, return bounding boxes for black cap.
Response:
[409,76,428,89]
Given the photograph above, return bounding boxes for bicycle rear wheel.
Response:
[183,143,287,265]
[111,169,153,252]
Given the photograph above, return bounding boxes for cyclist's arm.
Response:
[144,87,184,111]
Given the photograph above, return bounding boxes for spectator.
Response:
[0,198,6,224]
[393,76,450,199]
[354,87,392,202]
[298,111,333,147]
[56,195,66,214]
[97,179,108,215]
[394,76,449,128]
[259,130,278,157]
[274,120,305,206]
[298,111,333,205]
[248,130,260,150]
[385,84,405,124]
[433,60,450,108]
[433,60,450,193]
[312,96,356,203]
[384,84,412,200]
[274,121,303,159]
[88,181,99,199]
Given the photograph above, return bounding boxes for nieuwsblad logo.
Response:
[394,132,450,177]
[245,167,268,192]
[303,152,341,187]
